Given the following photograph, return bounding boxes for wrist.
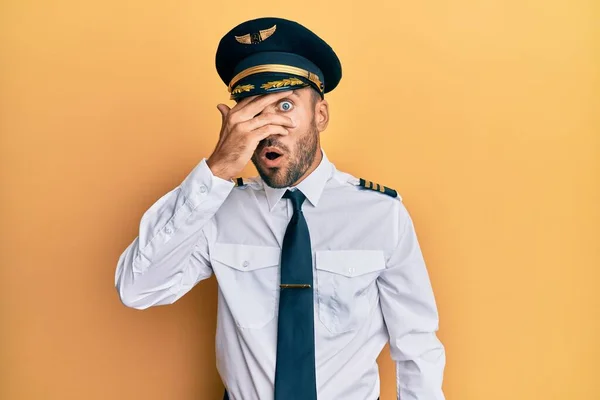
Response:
[207,158,234,181]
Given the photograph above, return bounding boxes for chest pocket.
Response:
[315,250,385,334]
[210,243,280,329]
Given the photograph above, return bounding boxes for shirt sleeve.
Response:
[114,158,234,309]
[376,200,446,400]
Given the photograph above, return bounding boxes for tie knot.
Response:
[283,189,306,211]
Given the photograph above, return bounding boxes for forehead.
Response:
[277,89,303,98]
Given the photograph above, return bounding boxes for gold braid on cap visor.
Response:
[228,64,324,94]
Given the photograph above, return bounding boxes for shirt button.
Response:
[199,185,207,193]
[348,267,355,276]
[243,260,249,268]
[165,226,173,234]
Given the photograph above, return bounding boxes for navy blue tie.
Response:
[273,189,317,400]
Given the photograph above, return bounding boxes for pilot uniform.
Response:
[115,16,445,400]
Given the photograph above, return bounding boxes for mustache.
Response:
[258,137,289,153]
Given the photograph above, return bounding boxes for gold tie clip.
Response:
[280,284,311,289]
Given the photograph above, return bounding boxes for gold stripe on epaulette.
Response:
[359,177,397,198]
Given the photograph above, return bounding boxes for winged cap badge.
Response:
[235,24,277,44]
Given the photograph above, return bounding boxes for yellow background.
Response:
[1,0,598,399]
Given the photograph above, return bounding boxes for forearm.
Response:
[394,334,445,400]
[378,200,446,399]
[114,158,234,309]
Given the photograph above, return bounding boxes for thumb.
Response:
[216,104,230,122]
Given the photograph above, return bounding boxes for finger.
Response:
[251,124,290,142]
[240,113,296,131]
[216,104,231,123]
[236,91,293,121]
[229,95,257,113]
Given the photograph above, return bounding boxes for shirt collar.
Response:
[263,148,333,211]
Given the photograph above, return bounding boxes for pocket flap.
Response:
[315,250,386,277]
[211,243,281,271]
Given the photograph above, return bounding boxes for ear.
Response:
[314,98,329,132]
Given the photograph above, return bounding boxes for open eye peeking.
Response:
[277,99,294,112]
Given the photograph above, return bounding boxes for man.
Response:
[115,17,445,400]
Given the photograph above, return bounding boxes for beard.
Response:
[251,119,319,189]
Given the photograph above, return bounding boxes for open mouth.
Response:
[265,151,282,160]
[260,147,285,167]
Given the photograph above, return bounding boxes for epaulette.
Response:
[233,177,246,187]
[358,178,398,198]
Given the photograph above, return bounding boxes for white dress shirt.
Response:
[115,148,445,400]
